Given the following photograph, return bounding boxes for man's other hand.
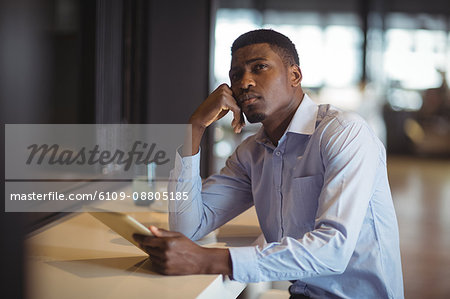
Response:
[189,83,245,134]
[133,226,232,276]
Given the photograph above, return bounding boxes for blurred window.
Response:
[214,9,363,89]
[384,13,448,90]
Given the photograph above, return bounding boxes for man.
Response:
[134,29,404,298]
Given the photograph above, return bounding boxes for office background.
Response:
[1,0,449,298]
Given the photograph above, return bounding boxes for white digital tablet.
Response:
[87,207,153,252]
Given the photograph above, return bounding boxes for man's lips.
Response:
[242,97,258,106]
[238,94,261,106]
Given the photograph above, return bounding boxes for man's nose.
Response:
[239,72,255,90]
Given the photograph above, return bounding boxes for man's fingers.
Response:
[145,247,167,261]
[132,233,150,243]
[217,83,233,95]
[133,234,167,248]
[192,83,242,130]
[229,105,244,133]
[149,226,180,238]
[221,99,244,133]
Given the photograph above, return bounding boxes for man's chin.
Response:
[245,112,266,123]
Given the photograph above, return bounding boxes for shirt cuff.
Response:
[228,246,260,283]
[173,146,201,180]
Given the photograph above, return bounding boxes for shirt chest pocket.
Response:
[286,174,323,233]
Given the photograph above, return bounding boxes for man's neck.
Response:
[263,93,304,146]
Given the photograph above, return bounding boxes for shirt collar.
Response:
[255,93,319,145]
[285,93,319,136]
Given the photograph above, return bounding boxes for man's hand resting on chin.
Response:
[133,226,232,276]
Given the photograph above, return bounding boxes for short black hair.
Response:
[231,29,299,66]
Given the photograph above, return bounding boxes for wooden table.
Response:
[25,205,261,299]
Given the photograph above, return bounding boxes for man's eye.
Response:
[230,73,240,81]
[254,64,267,71]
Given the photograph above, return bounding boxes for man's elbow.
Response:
[308,229,354,275]
[325,261,347,275]
[323,244,354,275]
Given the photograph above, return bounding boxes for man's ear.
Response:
[290,64,302,87]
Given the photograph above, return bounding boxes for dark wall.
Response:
[147,1,211,124]
[0,1,52,298]
[0,1,212,298]
[146,0,213,176]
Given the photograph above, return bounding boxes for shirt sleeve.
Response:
[168,146,254,241]
[229,120,384,282]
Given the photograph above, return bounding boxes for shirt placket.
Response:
[273,140,287,239]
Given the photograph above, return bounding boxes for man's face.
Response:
[229,43,294,124]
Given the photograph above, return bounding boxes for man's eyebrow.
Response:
[245,57,268,64]
[230,57,268,72]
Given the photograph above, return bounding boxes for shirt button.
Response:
[275,151,281,156]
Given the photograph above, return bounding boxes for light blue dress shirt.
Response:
[168,94,404,298]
